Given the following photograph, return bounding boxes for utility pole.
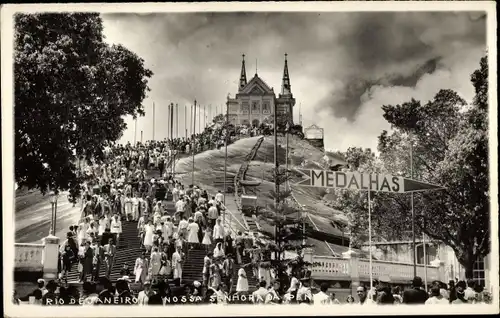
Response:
[134,117,137,145]
[170,103,174,143]
[176,104,179,138]
[273,100,280,261]
[166,103,170,139]
[141,130,143,143]
[410,135,417,278]
[192,100,197,186]
[153,102,156,141]
[185,105,187,138]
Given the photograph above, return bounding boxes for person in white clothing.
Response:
[137,281,155,305]
[174,198,186,222]
[213,242,225,259]
[252,281,269,304]
[134,252,148,285]
[187,218,200,247]
[236,267,248,296]
[162,216,174,239]
[313,283,332,305]
[124,195,133,221]
[356,286,376,305]
[172,186,179,203]
[77,224,86,246]
[215,190,224,204]
[178,217,189,239]
[425,284,449,305]
[172,246,183,282]
[132,195,140,221]
[207,203,219,229]
[110,214,122,247]
[98,215,106,240]
[212,219,224,245]
[143,220,154,253]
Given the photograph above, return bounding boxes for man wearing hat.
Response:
[137,280,155,305]
[403,276,428,304]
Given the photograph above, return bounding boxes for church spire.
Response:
[239,54,247,91]
[281,53,291,95]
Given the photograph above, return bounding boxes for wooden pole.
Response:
[274,101,279,261]
[411,136,416,278]
[153,102,155,141]
[192,100,197,185]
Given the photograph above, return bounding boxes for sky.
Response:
[101,11,487,151]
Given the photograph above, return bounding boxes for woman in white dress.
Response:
[98,215,106,242]
[77,224,86,246]
[134,252,148,284]
[143,220,154,253]
[172,246,183,282]
[213,242,225,259]
[202,228,212,252]
[149,247,162,278]
[236,267,249,295]
[162,216,174,239]
[187,219,200,247]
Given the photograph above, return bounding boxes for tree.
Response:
[15,13,153,201]
[331,56,490,278]
[212,113,225,124]
[250,165,317,293]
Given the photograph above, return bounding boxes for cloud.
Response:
[101,11,486,150]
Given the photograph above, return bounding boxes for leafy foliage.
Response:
[331,56,490,277]
[15,13,153,201]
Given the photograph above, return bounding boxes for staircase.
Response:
[181,246,206,285]
[244,217,259,232]
[65,220,142,283]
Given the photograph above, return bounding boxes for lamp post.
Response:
[50,191,59,236]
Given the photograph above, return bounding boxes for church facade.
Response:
[226,54,296,127]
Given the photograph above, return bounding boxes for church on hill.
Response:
[226,54,296,127]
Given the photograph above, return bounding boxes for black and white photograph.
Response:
[2,2,498,316]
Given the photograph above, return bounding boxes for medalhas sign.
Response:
[294,169,443,193]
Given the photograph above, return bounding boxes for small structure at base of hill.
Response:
[304,124,324,150]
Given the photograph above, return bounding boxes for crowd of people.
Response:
[14,121,491,307]
[16,272,491,306]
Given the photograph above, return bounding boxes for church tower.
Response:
[277,53,295,123]
[281,53,292,96]
[239,54,248,92]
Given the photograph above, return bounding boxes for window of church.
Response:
[251,101,260,114]
[241,102,249,114]
[263,102,270,114]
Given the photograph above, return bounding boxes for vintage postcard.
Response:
[2,1,498,317]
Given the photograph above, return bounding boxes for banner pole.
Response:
[411,136,417,278]
[368,189,373,291]
[192,100,197,186]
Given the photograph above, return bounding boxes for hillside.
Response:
[246,135,348,224]
[173,136,262,193]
